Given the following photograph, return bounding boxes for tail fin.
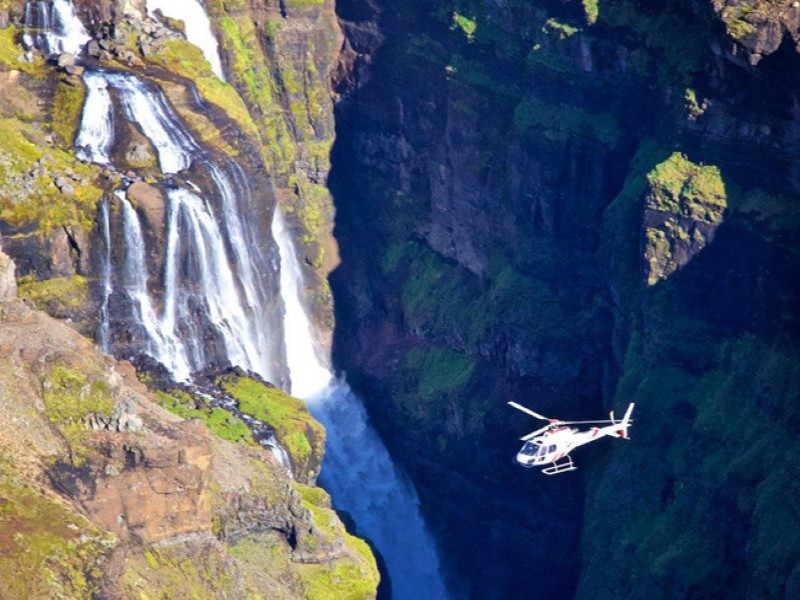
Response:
[618,403,635,439]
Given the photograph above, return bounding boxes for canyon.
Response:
[0,0,799,598]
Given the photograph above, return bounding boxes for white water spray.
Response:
[23,0,89,56]
[76,73,113,164]
[50,0,90,55]
[146,0,225,80]
[119,192,193,381]
[97,198,112,352]
[76,70,277,381]
[272,209,450,600]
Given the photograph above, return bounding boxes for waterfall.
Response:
[50,0,90,55]
[76,73,113,164]
[97,198,112,352]
[77,70,279,382]
[23,0,89,56]
[145,0,225,80]
[119,192,194,381]
[272,210,450,600]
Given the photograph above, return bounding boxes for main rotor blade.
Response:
[559,419,636,425]
[508,401,549,421]
[520,425,551,441]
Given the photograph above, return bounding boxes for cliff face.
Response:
[329,0,800,597]
[0,0,380,596]
[0,249,378,598]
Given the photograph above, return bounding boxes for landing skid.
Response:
[542,455,577,475]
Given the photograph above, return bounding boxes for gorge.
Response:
[0,0,799,598]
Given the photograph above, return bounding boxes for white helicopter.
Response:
[508,401,635,475]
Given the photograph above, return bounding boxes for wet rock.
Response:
[127,182,166,241]
[124,129,157,168]
[65,64,85,77]
[57,53,76,68]
[87,39,101,58]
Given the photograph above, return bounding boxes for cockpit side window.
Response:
[548,445,556,454]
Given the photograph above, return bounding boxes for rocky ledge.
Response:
[0,249,378,598]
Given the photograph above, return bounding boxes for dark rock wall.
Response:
[329,0,800,597]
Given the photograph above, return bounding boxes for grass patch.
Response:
[452,12,477,41]
[50,80,86,147]
[17,274,88,315]
[217,375,324,478]
[646,152,726,223]
[0,118,102,232]
[154,390,254,446]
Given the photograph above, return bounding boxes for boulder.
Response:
[57,53,76,68]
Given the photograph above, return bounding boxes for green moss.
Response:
[721,6,756,41]
[217,375,324,478]
[683,88,704,118]
[0,118,102,232]
[0,455,115,599]
[121,542,233,599]
[646,152,726,223]
[582,0,599,24]
[514,97,620,145]
[0,26,44,74]
[154,390,254,446]
[42,364,114,426]
[452,12,477,41]
[544,18,580,38]
[148,38,258,141]
[50,80,86,147]
[17,274,89,315]
[601,0,706,84]
[586,334,800,596]
[293,481,380,599]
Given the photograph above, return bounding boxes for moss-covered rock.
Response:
[218,374,325,483]
[643,152,727,285]
[17,273,89,316]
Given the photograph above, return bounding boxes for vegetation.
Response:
[17,274,89,316]
[0,26,44,74]
[582,0,599,25]
[293,484,380,600]
[154,390,254,446]
[0,118,102,232]
[646,152,726,224]
[217,374,324,478]
[149,38,259,141]
[452,12,477,41]
[50,80,86,147]
[0,454,115,599]
[601,0,707,84]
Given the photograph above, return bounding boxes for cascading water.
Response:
[22,0,89,56]
[97,198,112,352]
[67,2,448,592]
[77,70,278,382]
[145,0,225,80]
[272,211,450,599]
[76,73,113,164]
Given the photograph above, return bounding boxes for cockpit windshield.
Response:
[521,442,551,457]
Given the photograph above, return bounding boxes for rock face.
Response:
[0,293,378,598]
[329,0,800,597]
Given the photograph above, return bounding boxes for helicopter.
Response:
[508,401,635,475]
